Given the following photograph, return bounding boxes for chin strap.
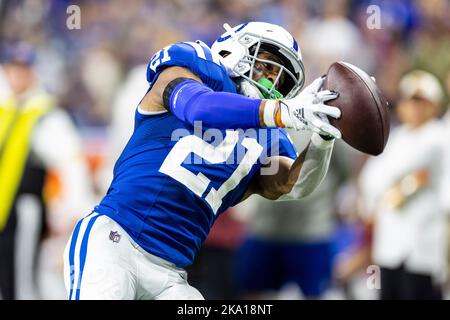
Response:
[257,78,284,99]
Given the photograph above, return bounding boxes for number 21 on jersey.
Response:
[159,131,263,214]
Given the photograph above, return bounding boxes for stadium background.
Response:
[0,0,449,300]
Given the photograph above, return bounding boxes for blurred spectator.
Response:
[0,42,94,300]
[359,70,448,300]
[442,70,450,298]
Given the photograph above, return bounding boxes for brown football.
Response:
[322,61,390,156]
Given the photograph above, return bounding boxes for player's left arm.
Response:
[245,133,334,200]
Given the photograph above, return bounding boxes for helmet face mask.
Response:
[211,22,305,99]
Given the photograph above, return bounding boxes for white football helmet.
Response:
[211,22,305,99]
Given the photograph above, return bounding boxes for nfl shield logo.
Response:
[109,231,121,243]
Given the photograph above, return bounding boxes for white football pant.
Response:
[63,213,204,300]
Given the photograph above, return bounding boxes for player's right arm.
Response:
[141,66,341,138]
[140,65,267,128]
[141,65,267,127]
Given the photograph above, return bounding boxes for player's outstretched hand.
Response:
[278,77,342,139]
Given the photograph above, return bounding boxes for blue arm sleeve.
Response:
[167,79,262,129]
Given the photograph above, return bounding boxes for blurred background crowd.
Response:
[0,0,449,300]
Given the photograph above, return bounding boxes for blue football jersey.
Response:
[95,41,298,267]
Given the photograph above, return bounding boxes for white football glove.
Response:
[264,77,342,139]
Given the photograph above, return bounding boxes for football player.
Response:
[64,22,342,300]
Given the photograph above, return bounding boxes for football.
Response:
[322,61,390,156]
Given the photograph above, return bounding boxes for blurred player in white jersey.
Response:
[359,70,448,300]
